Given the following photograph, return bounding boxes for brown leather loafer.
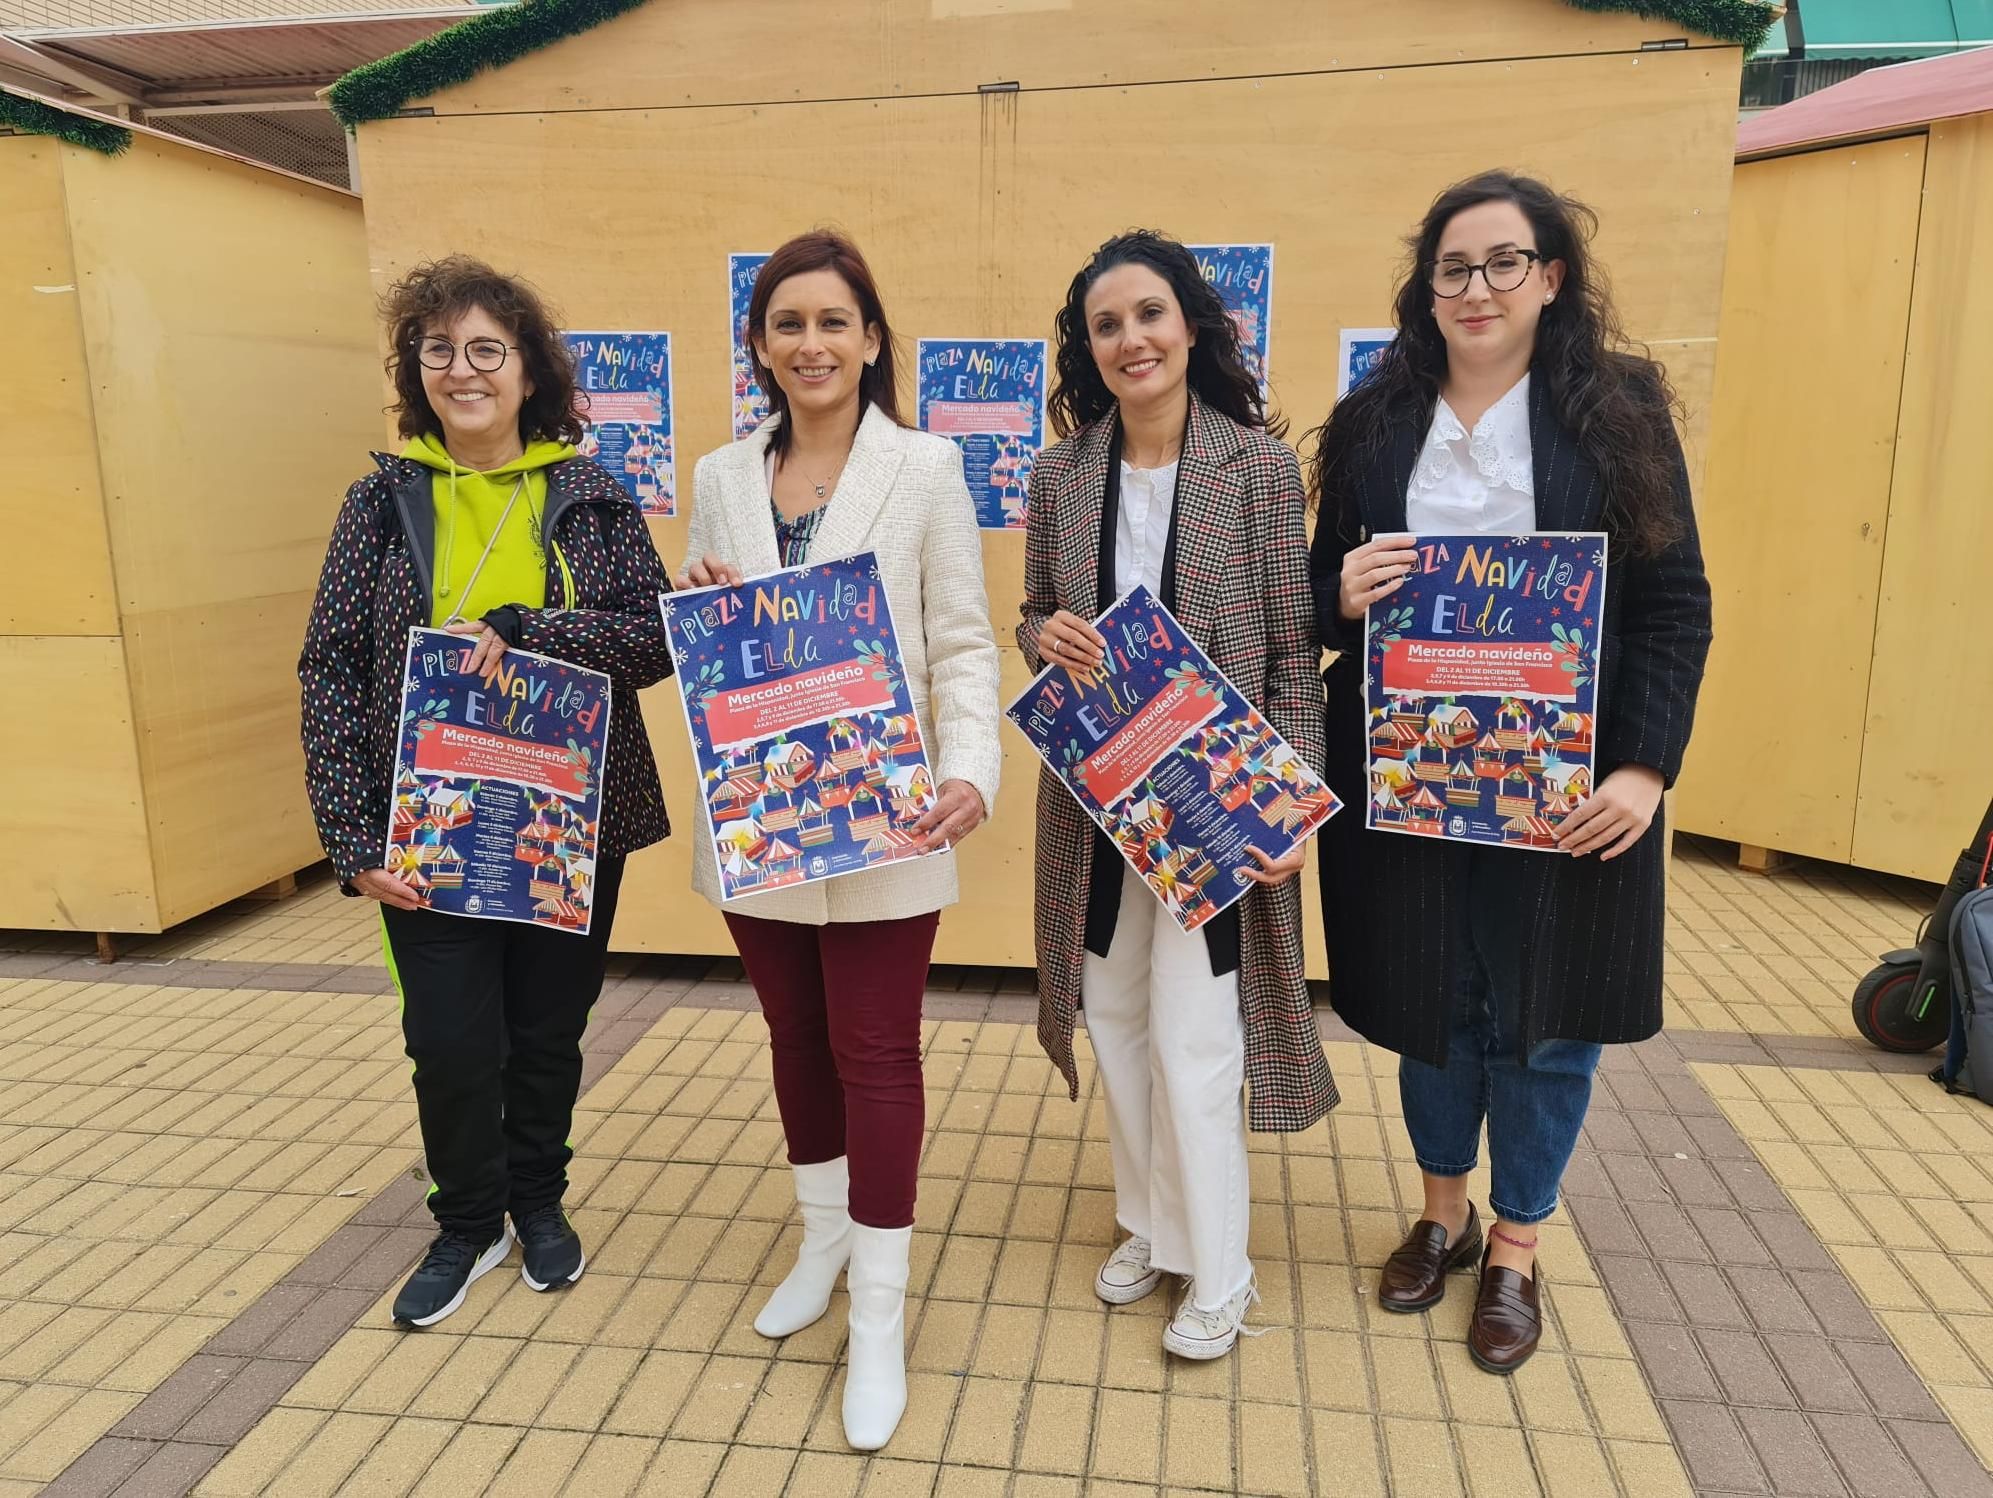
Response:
[1467,1244,1541,1374]
[1378,1203,1483,1313]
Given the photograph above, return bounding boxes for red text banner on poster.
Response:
[924,401,1035,437]
[702,660,896,749]
[1382,640,1576,701]
[414,723,589,797]
[583,392,664,423]
[1077,678,1224,807]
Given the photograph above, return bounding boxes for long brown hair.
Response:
[380,255,585,447]
[1307,171,1685,556]
[745,230,907,459]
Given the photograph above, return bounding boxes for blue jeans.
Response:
[1397,853,1602,1226]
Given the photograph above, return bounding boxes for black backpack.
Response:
[1938,842,1993,1104]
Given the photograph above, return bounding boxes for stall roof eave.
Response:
[1738,45,1993,159]
[4,8,477,108]
[0,79,359,195]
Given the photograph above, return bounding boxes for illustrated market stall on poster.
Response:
[330,0,1776,969]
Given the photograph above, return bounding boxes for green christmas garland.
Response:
[328,0,648,126]
[329,0,1780,128]
[1561,0,1778,47]
[0,87,132,155]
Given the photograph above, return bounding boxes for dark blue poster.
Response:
[387,628,611,933]
[565,331,674,516]
[1364,532,1608,849]
[916,337,1045,530]
[1339,327,1395,399]
[729,252,771,440]
[659,552,939,900]
[1007,587,1341,933]
[1187,243,1274,390]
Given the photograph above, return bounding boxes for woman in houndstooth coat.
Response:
[1019,230,1336,1363]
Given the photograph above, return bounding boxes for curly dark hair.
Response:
[1047,230,1284,441]
[1306,171,1685,556]
[381,255,586,446]
[744,229,907,460]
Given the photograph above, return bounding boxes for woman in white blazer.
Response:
[678,229,1001,1451]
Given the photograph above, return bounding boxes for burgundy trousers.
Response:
[723,909,940,1228]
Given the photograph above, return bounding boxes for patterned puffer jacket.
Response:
[299,452,673,890]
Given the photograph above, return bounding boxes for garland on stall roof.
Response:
[326,0,1782,129]
[1560,0,1780,48]
[0,88,133,155]
[327,0,648,127]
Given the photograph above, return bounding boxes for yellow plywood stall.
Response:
[0,119,382,934]
[1853,111,1993,880]
[1674,67,1993,883]
[349,0,1752,965]
[1670,142,1925,865]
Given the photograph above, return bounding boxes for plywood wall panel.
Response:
[1672,143,1925,863]
[0,139,119,636]
[406,0,1724,119]
[1854,116,1993,881]
[59,137,380,928]
[0,637,156,931]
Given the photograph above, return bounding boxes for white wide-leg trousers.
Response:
[1081,864,1252,1310]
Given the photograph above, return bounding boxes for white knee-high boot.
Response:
[842,1222,912,1450]
[754,1157,853,1338]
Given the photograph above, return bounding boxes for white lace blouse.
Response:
[1405,373,1537,534]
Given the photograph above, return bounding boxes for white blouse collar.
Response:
[1412,372,1534,500]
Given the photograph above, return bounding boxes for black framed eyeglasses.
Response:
[1429,248,1543,298]
[414,336,520,372]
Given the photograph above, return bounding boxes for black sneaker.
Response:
[514,1203,586,1291]
[392,1227,511,1327]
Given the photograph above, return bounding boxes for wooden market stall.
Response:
[0,90,382,940]
[336,0,1772,966]
[1672,48,1993,883]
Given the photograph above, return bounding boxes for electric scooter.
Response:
[1851,796,1993,1054]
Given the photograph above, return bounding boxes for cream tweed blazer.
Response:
[679,403,1002,924]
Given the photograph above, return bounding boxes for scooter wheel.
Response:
[1852,962,1946,1054]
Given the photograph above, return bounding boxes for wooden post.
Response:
[95,932,117,964]
[1738,844,1787,875]
[244,872,299,902]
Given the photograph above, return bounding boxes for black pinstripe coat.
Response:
[1310,375,1712,1066]
[1021,393,1339,1132]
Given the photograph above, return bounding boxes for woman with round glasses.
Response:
[300,255,676,1329]
[1307,172,1711,1373]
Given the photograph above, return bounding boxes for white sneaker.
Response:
[1095,1236,1163,1306]
[1162,1274,1263,1360]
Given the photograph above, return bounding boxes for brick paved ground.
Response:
[2,837,1988,1496]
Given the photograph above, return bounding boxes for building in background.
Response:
[0,0,488,184]
[1744,0,1990,111]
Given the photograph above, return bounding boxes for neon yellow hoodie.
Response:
[402,434,575,627]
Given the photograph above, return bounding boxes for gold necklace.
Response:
[784,450,846,502]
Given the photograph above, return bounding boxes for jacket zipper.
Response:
[552,540,576,609]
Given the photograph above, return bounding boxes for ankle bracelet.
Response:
[1490,1228,1538,1252]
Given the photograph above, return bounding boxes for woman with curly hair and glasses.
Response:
[1308,172,1712,1373]
[299,256,675,1329]
[1020,230,1334,1362]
